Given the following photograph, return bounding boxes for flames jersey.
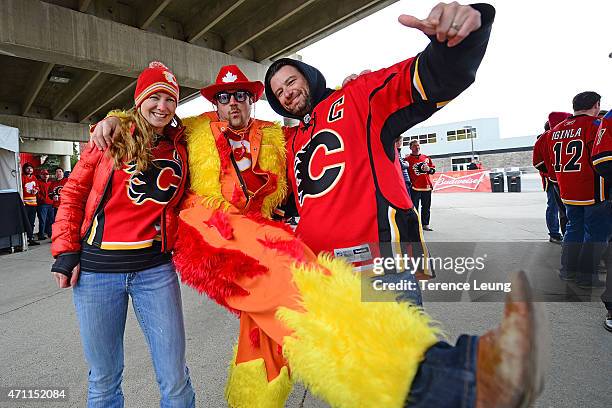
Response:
[85,139,183,249]
[22,175,39,206]
[37,180,54,205]
[49,178,68,208]
[533,131,557,183]
[592,112,612,180]
[548,115,609,205]
[286,22,493,257]
[407,154,435,191]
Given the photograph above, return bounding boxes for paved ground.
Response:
[1,189,610,407]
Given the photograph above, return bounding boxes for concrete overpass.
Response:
[0,0,398,154]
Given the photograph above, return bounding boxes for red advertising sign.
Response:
[431,170,492,193]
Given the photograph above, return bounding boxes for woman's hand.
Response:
[52,264,80,288]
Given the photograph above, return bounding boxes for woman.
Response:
[51,62,195,408]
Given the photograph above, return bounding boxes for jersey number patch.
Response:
[553,140,583,173]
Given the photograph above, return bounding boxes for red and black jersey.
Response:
[272,4,495,258]
[49,178,68,208]
[533,131,556,183]
[21,175,39,206]
[592,112,612,179]
[407,154,435,191]
[548,114,609,205]
[533,112,572,184]
[37,180,54,205]
[84,139,183,250]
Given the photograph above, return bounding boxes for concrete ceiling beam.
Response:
[0,0,268,90]
[254,0,398,61]
[22,62,54,116]
[138,0,174,30]
[224,0,317,54]
[52,70,102,120]
[184,0,247,43]
[0,114,89,142]
[78,0,92,13]
[78,79,137,123]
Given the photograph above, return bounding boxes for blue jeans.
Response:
[37,203,54,239]
[407,335,478,407]
[73,263,195,408]
[560,201,612,284]
[545,185,561,239]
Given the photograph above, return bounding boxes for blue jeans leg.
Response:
[577,201,612,285]
[73,271,129,408]
[545,185,561,239]
[37,204,53,239]
[129,263,195,408]
[406,335,478,407]
[560,204,584,279]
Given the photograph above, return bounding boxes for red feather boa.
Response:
[173,219,268,315]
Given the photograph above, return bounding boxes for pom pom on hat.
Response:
[134,61,180,107]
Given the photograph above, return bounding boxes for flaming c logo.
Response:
[125,151,182,205]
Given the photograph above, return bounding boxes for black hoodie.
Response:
[264,58,334,122]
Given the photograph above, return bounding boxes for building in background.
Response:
[399,118,535,172]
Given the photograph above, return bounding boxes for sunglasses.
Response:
[215,91,251,105]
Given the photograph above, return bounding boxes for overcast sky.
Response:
[178,0,612,138]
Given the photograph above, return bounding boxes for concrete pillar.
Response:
[60,155,71,171]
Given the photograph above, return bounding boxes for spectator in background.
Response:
[407,140,435,231]
[36,169,54,240]
[533,113,571,243]
[395,138,412,193]
[21,162,40,246]
[591,108,612,331]
[50,167,68,219]
[545,92,609,287]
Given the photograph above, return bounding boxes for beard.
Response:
[287,90,312,117]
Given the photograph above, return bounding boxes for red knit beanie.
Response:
[134,62,180,107]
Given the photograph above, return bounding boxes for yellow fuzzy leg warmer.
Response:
[277,255,440,408]
[225,350,292,408]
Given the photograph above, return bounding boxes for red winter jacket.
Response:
[51,125,189,258]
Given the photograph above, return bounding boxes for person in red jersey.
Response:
[21,162,40,245]
[49,167,68,219]
[407,140,436,231]
[50,62,195,408]
[36,169,54,240]
[591,109,612,332]
[265,3,547,408]
[533,112,572,242]
[540,92,611,287]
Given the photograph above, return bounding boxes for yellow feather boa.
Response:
[279,255,440,408]
[183,114,287,218]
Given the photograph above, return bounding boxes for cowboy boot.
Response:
[476,271,550,408]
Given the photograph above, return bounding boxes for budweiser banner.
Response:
[431,170,492,193]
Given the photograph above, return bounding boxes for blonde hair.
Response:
[108,108,180,172]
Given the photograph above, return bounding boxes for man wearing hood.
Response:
[265,3,496,282]
[259,3,545,408]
